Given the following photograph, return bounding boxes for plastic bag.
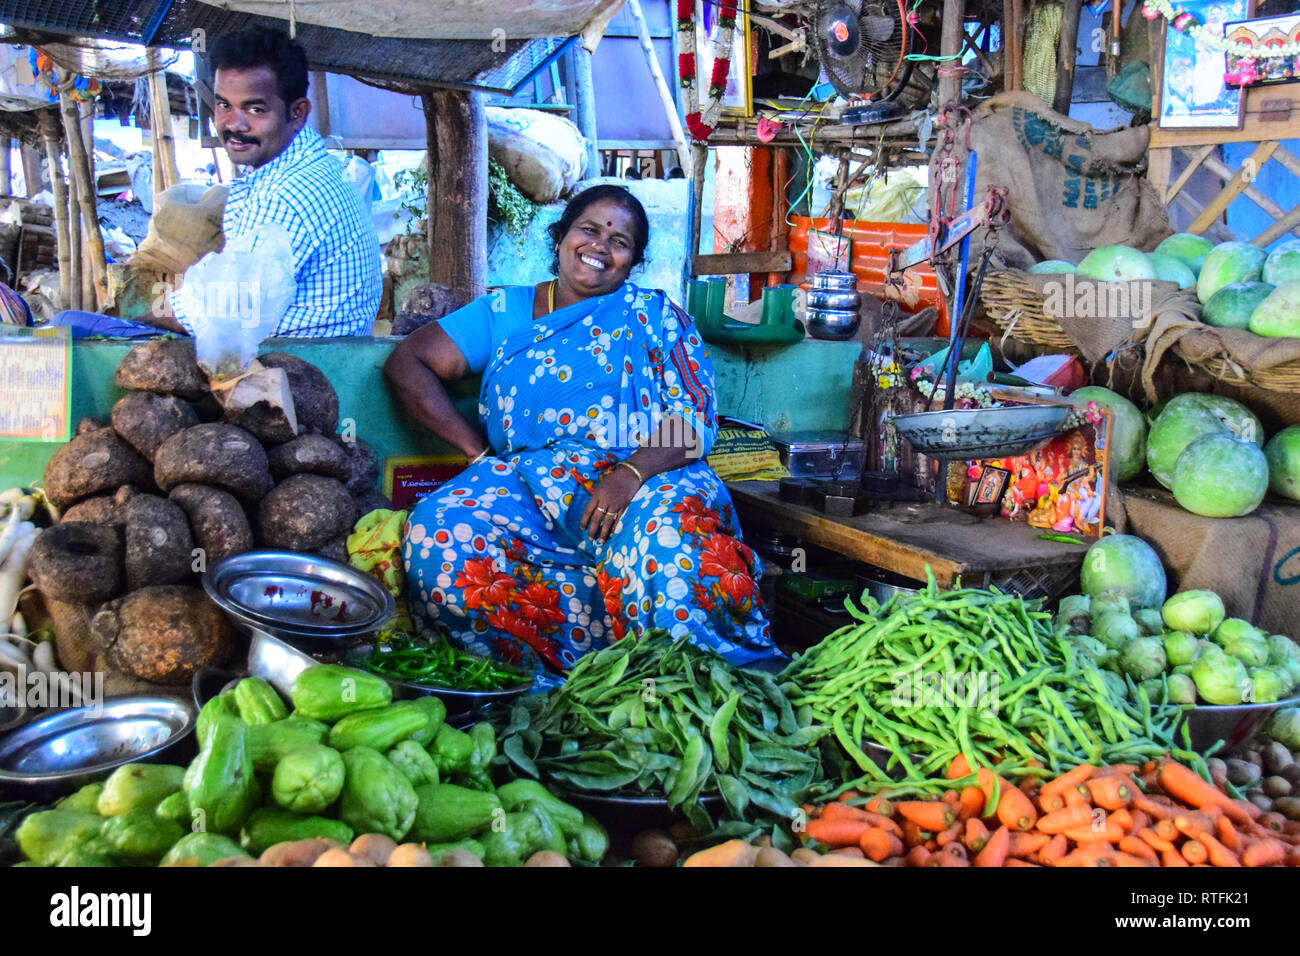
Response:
[176,224,296,379]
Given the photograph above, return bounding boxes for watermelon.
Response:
[1202,281,1275,329]
[1070,386,1147,481]
[1248,282,1300,338]
[1029,259,1076,274]
[1262,239,1300,286]
[1076,245,1158,282]
[1146,393,1262,488]
[1154,233,1215,275]
[1197,241,1267,303]
[1264,425,1300,502]
[1147,252,1197,289]
[1186,394,1263,446]
[1171,433,1269,518]
[1080,534,1168,609]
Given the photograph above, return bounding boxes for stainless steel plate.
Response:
[343,647,531,717]
[0,696,195,793]
[247,629,322,698]
[891,405,1073,461]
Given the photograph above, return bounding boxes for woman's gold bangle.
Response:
[468,447,490,466]
[616,460,644,484]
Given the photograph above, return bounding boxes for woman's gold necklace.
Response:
[548,279,556,314]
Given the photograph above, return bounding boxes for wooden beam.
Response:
[1270,142,1300,180]
[628,0,690,172]
[692,250,793,275]
[60,91,107,310]
[1200,151,1300,240]
[1189,141,1277,235]
[938,0,965,106]
[20,143,41,199]
[37,109,70,311]
[1053,0,1084,114]
[422,88,487,302]
[570,47,601,178]
[147,50,180,193]
[1147,145,1173,199]
[0,137,11,197]
[312,71,331,139]
[1172,190,1237,243]
[1253,200,1300,246]
[1162,144,1216,204]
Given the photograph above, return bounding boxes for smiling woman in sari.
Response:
[383,185,780,680]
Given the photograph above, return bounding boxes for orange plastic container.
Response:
[788,218,951,336]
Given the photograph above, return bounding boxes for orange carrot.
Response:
[1128,809,1150,834]
[1133,793,1173,820]
[895,801,956,831]
[946,754,973,779]
[996,782,1038,831]
[1037,834,1069,866]
[1157,760,1250,825]
[805,818,871,848]
[1006,858,1041,866]
[1118,835,1159,863]
[936,822,964,847]
[905,844,932,867]
[1056,844,1116,867]
[1008,831,1050,857]
[1233,799,1262,821]
[1038,792,1065,814]
[1110,807,1135,832]
[1181,840,1208,864]
[958,786,986,821]
[860,828,904,862]
[929,852,971,867]
[1162,848,1190,867]
[1241,838,1287,867]
[1287,845,1300,867]
[1114,851,1156,867]
[1018,776,1038,796]
[1095,763,1140,777]
[1137,828,1175,853]
[1216,815,1242,853]
[973,825,1012,867]
[901,820,927,846]
[1041,764,1095,799]
[1174,820,1240,868]
[1037,804,1093,834]
[964,818,990,853]
[1259,812,1287,833]
[942,842,968,862]
[941,789,961,808]
[1154,818,1178,841]
[1063,784,1092,808]
[976,767,999,815]
[836,789,864,803]
[1064,816,1124,844]
[1086,774,1133,810]
[864,796,892,816]
[822,803,903,837]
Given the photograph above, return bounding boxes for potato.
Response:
[755,846,797,867]
[387,844,434,867]
[1280,763,1300,787]
[666,821,697,843]
[1248,793,1274,814]
[1263,741,1294,776]
[1264,775,1293,799]
[1207,757,1228,788]
[631,829,678,868]
[1274,796,1300,821]
[350,833,397,866]
[27,523,124,604]
[524,851,571,867]
[267,434,352,482]
[313,848,361,867]
[260,839,335,867]
[1243,751,1264,769]
[437,849,484,867]
[789,848,820,866]
[209,856,261,867]
[1226,758,1262,787]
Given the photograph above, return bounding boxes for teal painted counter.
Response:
[0,335,859,490]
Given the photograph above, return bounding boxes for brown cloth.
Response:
[960,93,1171,269]
[1124,488,1300,635]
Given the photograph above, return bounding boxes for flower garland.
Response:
[676,0,737,141]
[1141,0,1300,58]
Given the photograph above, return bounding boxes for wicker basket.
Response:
[1185,351,1300,392]
[980,269,1076,350]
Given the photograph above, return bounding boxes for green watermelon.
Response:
[1264,425,1300,501]
[1080,534,1168,609]
[1154,233,1215,275]
[1146,393,1263,488]
[1171,433,1269,518]
[1071,386,1147,481]
[1202,281,1275,329]
[1147,252,1197,289]
[1248,282,1300,338]
[1076,245,1158,282]
[1262,239,1300,286]
[1028,259,1076,274]
[1197,241,1268,303]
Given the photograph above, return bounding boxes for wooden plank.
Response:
[1172,190,1238,242]
[1200,151,1300,239]
[1253,201,1300,246]
[1053,0,1084,114]
[423,89,487,302]
[692,250,793,275]
[939,0,965,106]
[1149,87,1300,148]
[1189,141,1277,235]
[1271,142,1300,180]
[1161,144,1215,205]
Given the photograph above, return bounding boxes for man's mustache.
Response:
[222,132,261,145]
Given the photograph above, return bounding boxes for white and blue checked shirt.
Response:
[172,124,381,337]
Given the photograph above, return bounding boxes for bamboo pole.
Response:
[67,174,81,312]
[60,91,107,310]
[80,100,96,309]
[628,0,691,171]
[38,109,71,312]
[148,50,180,193]
[0,137,11,196]
[1053,0,1084,115]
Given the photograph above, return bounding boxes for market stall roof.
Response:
[0,0,591,93]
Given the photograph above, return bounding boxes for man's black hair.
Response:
[209,26,309,111]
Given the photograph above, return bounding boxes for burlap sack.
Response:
[130,183,228,276]
[960,93,1171,268]
[45,597,166,698]
[1124,488,1300,635]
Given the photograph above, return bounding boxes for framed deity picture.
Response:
[1223,12,1300,88]
[696,0,753,117]
[1158,0,1252,129]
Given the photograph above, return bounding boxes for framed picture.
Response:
[967,465,1011,515]
[1223,12,1300,87]
[697,0,753,117]
[1158,0,1252,129]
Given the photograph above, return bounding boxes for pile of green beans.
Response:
[500,629,830,837]
[780,570,1189,787]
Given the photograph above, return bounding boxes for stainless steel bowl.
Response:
[203,550,395,649]
[246,628,321,698]
[806,287,861,312]
[890,404,1073,460]
[810,271,859,291]
[806,308,861,341]
[343,645,531,718]
[1176,693,1300,754]
[0,696,195,797]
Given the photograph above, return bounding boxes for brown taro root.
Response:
[352,489,394,517]
[339,436,379,495]
[111,391,201,460]
[92,585,236,685]
[258,474,357,552]
[27,523,125,605]
[114,339,208,401]
[314,534,348,565]
[60,491,125,527]
[154,423,273,502]
[75,417,108,436]
[258,353,339,435]
[43,429,153,509]
[168,483,254,564]
[267,434,351,482]
[123,494,196,590]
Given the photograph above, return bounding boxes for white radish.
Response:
[0,638,28,670]
[0,507,21,567]
[0,526,40,623]
[31,640,54,674]
[9,612,24,638]
[0,488,23,508]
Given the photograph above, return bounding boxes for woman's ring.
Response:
[594,506,607,514]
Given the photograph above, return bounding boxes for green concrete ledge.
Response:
[0,335,859,490]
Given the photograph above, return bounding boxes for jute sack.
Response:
[130,183,228,276]
[46,598,165,697]
[958,93,1171,269]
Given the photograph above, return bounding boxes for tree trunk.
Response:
[60,91,107,310]
[38,109,71,311]
[422,88,487,301]
[148,50,181,193]
[1053,0,1084,115]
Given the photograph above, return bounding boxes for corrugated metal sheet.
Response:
[0,0,576,92]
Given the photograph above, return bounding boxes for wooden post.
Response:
[60,91,107,310]
[79,100,96,309]
[938,0,965,106]
[688,142,708,260]
[148,50,180,193]
[421,88,487,301]
[38,110,71,311]
[628,0,691,171]
[20,143,41,198]
[0,137,11,196]
[1053,0,1084,115]
[570,46,601,178]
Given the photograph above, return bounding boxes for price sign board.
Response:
[0,326,71,442]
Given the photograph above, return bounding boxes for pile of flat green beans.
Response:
[780,571,1193,789]
[500,629,831,837]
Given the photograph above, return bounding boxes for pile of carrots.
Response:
[801,757,1300,867]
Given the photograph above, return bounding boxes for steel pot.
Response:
[806,287,861,311]
[806,307,861,340]
[810,271,858,291]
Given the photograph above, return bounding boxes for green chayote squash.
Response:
[338,746,417,842]
[271,745,345,814]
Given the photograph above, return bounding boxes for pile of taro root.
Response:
[28,339,391,690]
